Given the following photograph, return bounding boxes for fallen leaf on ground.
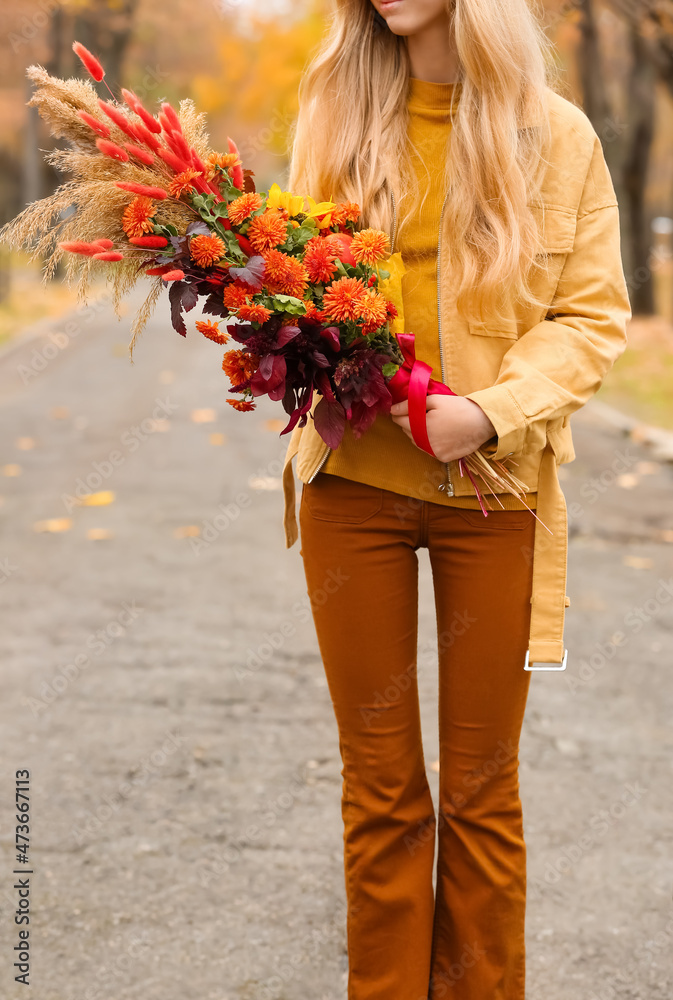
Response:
[16,437,36,450]
[77,491,115,507]
[191,408,216,423]
[209,432,227,446]
[3,464,22,477]
[173,525,201,538]
[34,518,72,533]
[248,476,282,490]
[50,407,69,420]
[86,528,114,540]
[622,555,654,569]
[635,461,660,475]
[264,418,287,432]
[616,473,639,489]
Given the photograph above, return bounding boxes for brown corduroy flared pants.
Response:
[298,472,537,1000]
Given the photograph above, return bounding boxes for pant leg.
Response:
[426,504,536,1000]
[299,473,436,1000]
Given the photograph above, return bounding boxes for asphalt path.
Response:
[0,289,671,999]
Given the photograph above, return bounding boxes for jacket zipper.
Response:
[435,191,454,495]
[307,189,400,484]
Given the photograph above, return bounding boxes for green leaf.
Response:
[382,362,400,379]
[271,294,306,315]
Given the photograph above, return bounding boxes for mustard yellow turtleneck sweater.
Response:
[321,75,537,511]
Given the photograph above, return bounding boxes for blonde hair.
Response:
[287,0,562,325]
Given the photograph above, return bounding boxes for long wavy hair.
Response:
[287,0,563,325]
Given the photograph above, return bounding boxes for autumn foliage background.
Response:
[1,0,673,427]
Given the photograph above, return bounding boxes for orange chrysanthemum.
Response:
[351,228,390,265]
[227,192,263,226]
[358,288,389,333]
[196,319,230,345]
[190,234,226,268]
[303,237,339,284]
[223,283,251,310]
[121,195,156,238]
[222,349,260,385]
[262,248,309,298]
[330,201,361,228]
[227,398,256,411]
[169,170,200,197]
[301,299,321,321]
[206,151,241,181]
[246,210,288,253]
[237,302,272,324]
[322,276,368,323]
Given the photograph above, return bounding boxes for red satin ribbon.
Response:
[388,333,455,458]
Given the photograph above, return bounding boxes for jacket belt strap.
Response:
[525,438,569,668]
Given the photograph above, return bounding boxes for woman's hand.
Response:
[390,395,497,462]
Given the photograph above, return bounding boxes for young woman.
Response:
[281,0,631,996]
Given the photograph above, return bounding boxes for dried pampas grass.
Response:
[0,64,215,344]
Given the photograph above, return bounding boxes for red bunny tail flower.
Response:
[128,235,169,248]
[58,240,106,256]
[164,129,192,164]
[115,181,168,199]
[123,143,154,166]
[77,110,110,138]
[226,137,244,190]
[155,145,192,174]
[161,103,183,134]
[161,269,185,282]
[132,121,161,151]
[144,264,176,276]
[97,99,141,141]
[93,251,124,261]
[122,89,162,134]
[95,138,129,162]
[72,42,105,82]
[92,238,114,249]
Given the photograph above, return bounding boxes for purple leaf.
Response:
[319,326,341,351]
[313,397,346,449]
[169,281,187,337]
[229,255,266,291]
[277,324,301,347]
[186,221,211,237]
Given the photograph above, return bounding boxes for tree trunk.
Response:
[623,22,656,314]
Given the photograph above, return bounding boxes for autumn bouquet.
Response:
[0,42,533,510]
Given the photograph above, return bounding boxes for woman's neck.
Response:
[405,15,460,84]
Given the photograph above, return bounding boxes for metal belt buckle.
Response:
[524,648,568,671]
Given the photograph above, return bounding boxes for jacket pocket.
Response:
[466,205,578,341]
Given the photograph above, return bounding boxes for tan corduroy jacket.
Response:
[281,88,632,669]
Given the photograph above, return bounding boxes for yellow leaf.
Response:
[34,518,72,533]
[173,525,201,538]
[191,408,217,423]
[209,432,227,446]
[376,251,406,335]
[3,464,22,477]
[77,491,115,507]
[86,528,114,541]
